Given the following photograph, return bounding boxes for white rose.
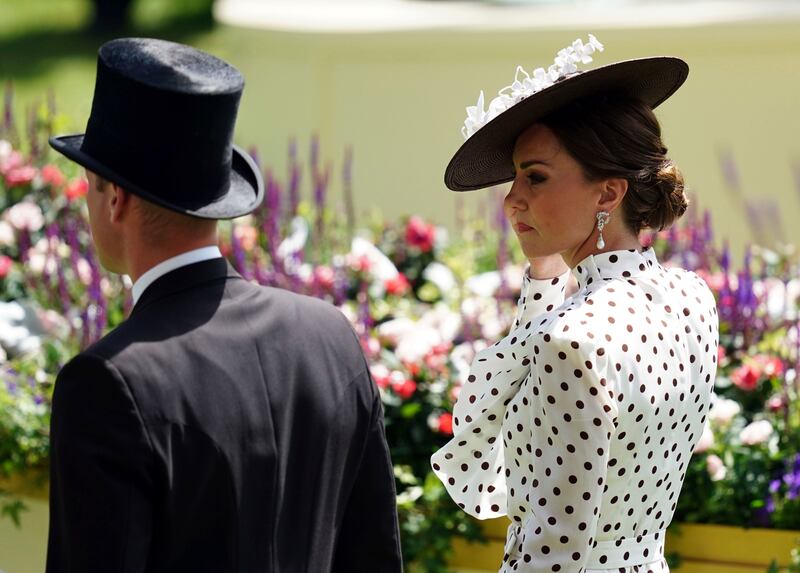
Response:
[4,201,44,232]
[694,424,715,453]
[706,454,727,481]
[419,304,462,344]
[395,325,441,364]
[709,397,741,426]
[0,139,12,164]
[0,221,15,247]
[376,317,416,347]
[740,420,773,446]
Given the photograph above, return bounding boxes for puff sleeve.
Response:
[430,269,570,519]
[506,335,618,573]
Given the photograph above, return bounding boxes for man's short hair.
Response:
[96,175,216,242]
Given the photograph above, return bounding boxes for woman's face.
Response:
[505,123,602,261]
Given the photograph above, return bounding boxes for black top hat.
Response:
[49,37,263,219]
[445,56,689,191]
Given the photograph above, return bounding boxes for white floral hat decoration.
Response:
[444,35,689,191]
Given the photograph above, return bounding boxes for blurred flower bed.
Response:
[0,90,799,571]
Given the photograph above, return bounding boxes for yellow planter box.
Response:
[450,518,800,573]
[0,468,49,500]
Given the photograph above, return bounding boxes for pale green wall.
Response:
[0,497,47,573]
[208,21,800,258]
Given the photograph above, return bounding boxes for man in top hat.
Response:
[46,38,402,572]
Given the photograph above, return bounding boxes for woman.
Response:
[431,36,719,573]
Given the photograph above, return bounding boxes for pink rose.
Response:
[385,273,410,296]
[731,363,761,392]
[4,165,37,187]
[65,178,89,201]
[693,424,714,453]
[706,454,727,481]
[313,265,335,290]
[405,216,436,253]
[437,413,453,435]
[0,255,12,279]
[41,164,66,187]
[392,378,417,400]
[740,420,773,446]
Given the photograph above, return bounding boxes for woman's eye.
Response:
[527,173,547,185]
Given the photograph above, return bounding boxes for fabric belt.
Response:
[585,529,666,569]
[505,525,666,570]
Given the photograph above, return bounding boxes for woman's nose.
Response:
[504,180,527,215]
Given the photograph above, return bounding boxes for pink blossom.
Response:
[233,225,258,252]
[755,355,784,378]
[0,255,12,279]
[693,424,714,453]
[740,420,773,446]
[405,216,436,253]
[0,150,23,174]
[392,377,417,400]
[385,273,410,296]
[767,394,786,413]
[65,178,89,201]
[437,413,453,435]
[706,454,727,481]
[4,165,37,187]
[41,164,66,187]
[730,362,762,392]
[313,265,335,290]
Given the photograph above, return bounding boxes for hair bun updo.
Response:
[541,93,690,233]
[639,159,688,232]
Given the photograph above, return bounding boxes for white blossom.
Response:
[740,420,774,446]
[4,201,44,232]
[709,396,741,426]
[0,221,15,247]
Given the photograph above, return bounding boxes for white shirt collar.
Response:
[131,245,223,306]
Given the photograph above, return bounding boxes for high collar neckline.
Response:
[571,246,659,290]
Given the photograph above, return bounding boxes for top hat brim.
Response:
[49,134,264,220]
[444,57,689,192]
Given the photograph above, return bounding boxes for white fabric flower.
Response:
[740,420,774,446]
[460,34,605,140]
[461,91,487,139]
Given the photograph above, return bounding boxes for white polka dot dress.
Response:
[431,247,719,573]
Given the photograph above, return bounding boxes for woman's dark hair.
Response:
[540,92,687,232]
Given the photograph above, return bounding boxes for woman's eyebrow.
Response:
[519,159,550,169]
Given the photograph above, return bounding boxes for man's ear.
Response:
[598,177,628,213]
[108,183,132,224]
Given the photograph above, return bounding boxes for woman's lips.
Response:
[515,222,534,233]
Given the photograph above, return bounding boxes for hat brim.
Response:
[444,57,689,192]
[48,135,264,220]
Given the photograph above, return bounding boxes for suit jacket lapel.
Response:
[130,258,241,318]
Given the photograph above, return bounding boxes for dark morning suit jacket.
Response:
[46,258,402,572]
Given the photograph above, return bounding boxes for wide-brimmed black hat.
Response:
[445,56,689,191]
[49,37,263,219]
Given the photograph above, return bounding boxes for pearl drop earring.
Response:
[596,211,610,250]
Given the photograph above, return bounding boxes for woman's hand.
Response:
[527,254,569,280]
